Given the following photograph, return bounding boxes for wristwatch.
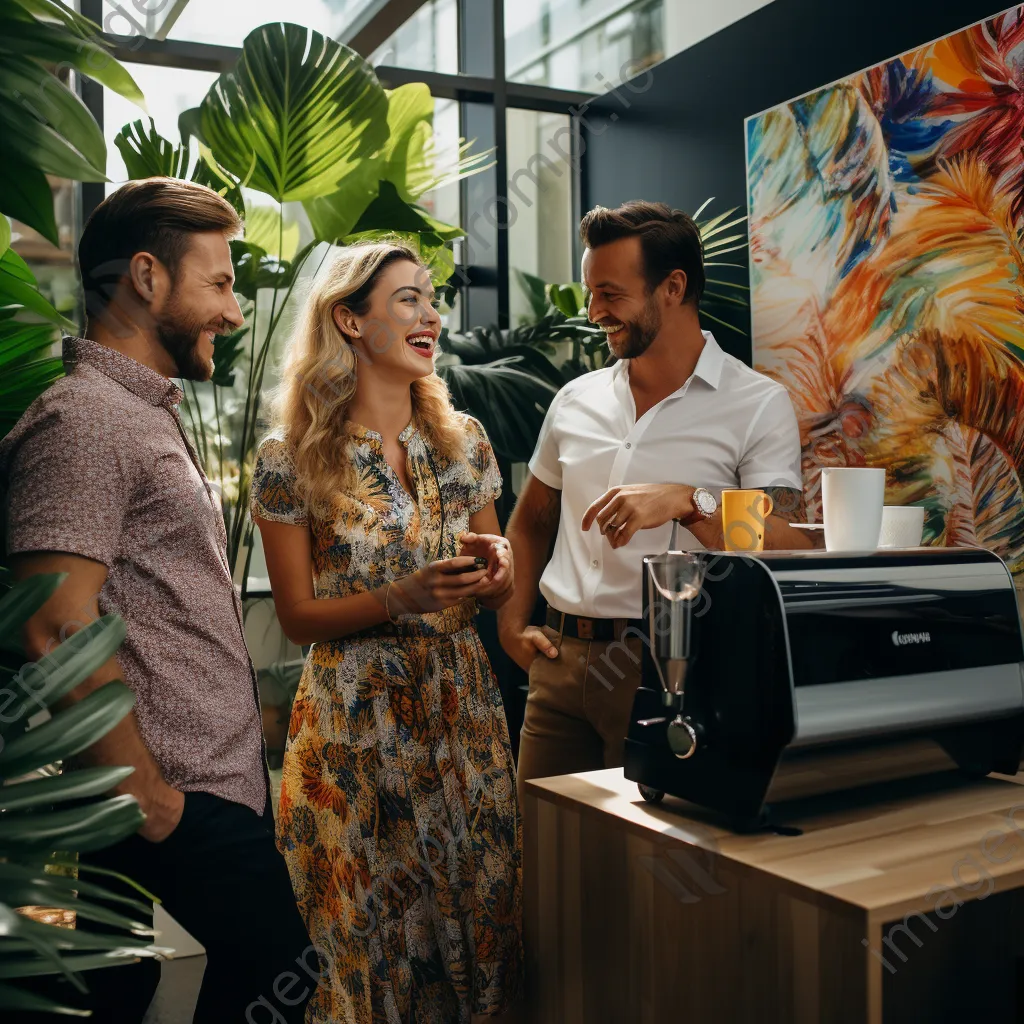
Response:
[689,487,718,522]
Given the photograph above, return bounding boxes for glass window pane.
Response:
[506,109,574,322]
[371,0,458,74]
[505,0,776,91]
[140,0,379,47]
[417,99,461,232]
[506,0,664,91]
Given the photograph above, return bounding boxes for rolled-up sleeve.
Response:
[4,401,130,567]
[528,389,564,490]
[738,386,803,492]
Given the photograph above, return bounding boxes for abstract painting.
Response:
[746,7,1024,571]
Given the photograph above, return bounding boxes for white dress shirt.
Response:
[528,331,802,619]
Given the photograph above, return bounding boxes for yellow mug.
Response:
[721,489,774,552]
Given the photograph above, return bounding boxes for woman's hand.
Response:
[391,556,489,614]
[458,531,514,608]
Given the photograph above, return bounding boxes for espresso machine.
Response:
[624,547,1024,829]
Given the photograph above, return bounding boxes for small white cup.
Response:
[879,506,925,549]
[821,467,885,553]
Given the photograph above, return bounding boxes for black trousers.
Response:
[25,791,315,1024]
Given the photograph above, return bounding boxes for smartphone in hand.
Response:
[446,557,489,575]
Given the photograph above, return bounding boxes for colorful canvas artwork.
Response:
[746,7,1024,571]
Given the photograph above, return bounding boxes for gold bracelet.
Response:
[385,580,400,624]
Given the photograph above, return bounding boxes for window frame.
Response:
[81,0,594,329]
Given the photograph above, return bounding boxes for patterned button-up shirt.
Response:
[0,337,266,814]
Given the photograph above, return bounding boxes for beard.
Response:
[608,295,662,359]
[156,298,218,382]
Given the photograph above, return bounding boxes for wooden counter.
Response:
[523,768,1024,1023]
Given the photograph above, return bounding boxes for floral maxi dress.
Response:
[250,417,524,1024]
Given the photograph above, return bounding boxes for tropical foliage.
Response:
[114,23,489,582]
[0,0,143,442]
[0,575,158,1016]
[0,0,143,245]
[747,7,1024,569]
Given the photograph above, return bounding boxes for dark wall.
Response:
[581,0,1013,364]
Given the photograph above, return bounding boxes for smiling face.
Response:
[582,235,664,360]
[333,258,442,383]
[153,231,243,381]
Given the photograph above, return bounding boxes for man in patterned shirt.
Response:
[0,179,312,1022]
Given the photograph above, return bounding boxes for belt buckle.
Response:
[577,617,594,640]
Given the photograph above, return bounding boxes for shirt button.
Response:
[625,442,631,449]
[592,559,600,568]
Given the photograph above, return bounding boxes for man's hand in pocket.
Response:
[139,783,186,843]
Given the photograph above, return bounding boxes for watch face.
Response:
[696,489,717,516]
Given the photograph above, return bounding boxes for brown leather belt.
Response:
[546,605,646,642]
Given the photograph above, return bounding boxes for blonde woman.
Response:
[250,243,523,1023]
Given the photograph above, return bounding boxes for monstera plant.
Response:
[0,574,158,1016]
[113,22,489,582]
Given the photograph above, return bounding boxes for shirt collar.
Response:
[691,330,725,390]
[63,336,184,410]
[345,420,418,447]
[615,330,725,392]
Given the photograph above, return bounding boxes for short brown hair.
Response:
[579,200,705,304]
[78,177,241,316]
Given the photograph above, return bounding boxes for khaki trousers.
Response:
[516,625,644,806]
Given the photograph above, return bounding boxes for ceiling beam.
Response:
[339,0,432,56]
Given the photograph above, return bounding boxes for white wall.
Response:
[663,0,777,58]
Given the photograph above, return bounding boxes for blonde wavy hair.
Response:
[271,242,468,515]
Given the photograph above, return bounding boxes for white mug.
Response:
[879,505,925,549]
[821,467,885,552]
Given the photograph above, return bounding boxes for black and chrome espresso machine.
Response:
[624,547,1024,828]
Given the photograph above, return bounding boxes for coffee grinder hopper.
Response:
[644,543,702,759]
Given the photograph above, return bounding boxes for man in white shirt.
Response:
[499,200,812,800]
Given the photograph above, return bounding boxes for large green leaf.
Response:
[548,283,586,319]
[0,949,146,979]
[0,155,58,245]
[6,913,153,954]
[0,573,62,654]
[0,765,134,813]
[1,0,144,107]
[0,979,89,1016]
[0,317,56,372]
[0,679,134,778]
[0,863,150,919]
[438,358,558,463]
[211,323,249,388]
[114,120,245,218]
[303,174,382,244]
[0,217,9,258]
[0,613,126,732]
[185,23,389,203]
[0,249,76,330]
[379,83,492,201]
[0,57,106,182]
[381,83,433,203]
[244,202,300,261]
[0,792,143,856]
[513,269,549,321]
[114,117,189,179]
[229,239,316,303]
[350,180,463,242]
